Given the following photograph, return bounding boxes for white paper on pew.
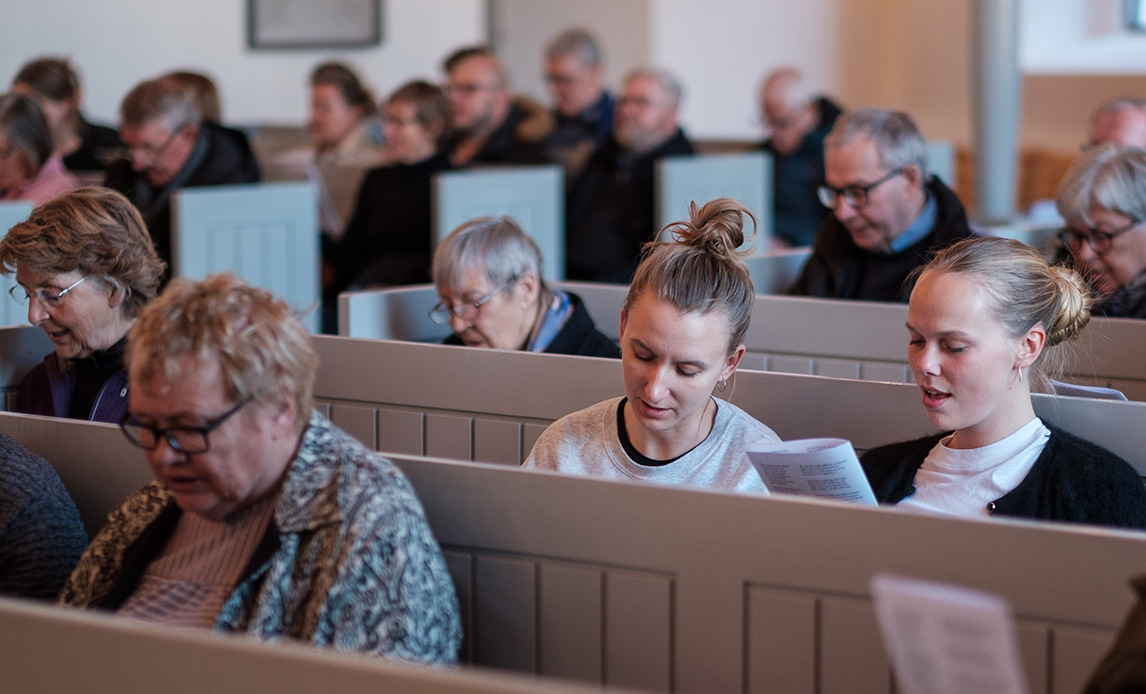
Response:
[745,438,877,505]
[871,574,1029,694]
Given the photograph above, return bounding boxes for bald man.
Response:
[758,68,842,247]
[1089,99,1146,148]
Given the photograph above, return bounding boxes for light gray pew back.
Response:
[172,182,320,332]
[307,336,1146,474]
[0,201,33,327]
[434,166,565,281]
[0,411,1141,694]
[0,326,52,410]
[656,152,772,244]
[0,596,617,694]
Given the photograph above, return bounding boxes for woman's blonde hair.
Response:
[915,236,1092,388]
[623,197,756,353]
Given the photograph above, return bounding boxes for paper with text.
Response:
[871,574,1029,694]
[746,438,877,505]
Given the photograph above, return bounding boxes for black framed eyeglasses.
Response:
[1057,218,1140,255]
[817,165,908,209]
[119,399,250,454]
[428,279,516,325]
[8,276,87,308]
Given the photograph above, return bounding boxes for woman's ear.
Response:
[108,284,126,310]
[516,271,540,307]
[721,344,747,382]
[1018,325,1047,369]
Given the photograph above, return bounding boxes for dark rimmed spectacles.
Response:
[8,276,87,308]
[817,165,908,209]
[1058,218,1141,255]
[119,399,250,454]
[428,279,516,325]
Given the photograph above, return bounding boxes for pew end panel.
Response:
[434,166,566,282]
[172,181,321,332]
[0,325,53,411]
[0,201,34,328]
[655,152,773,248]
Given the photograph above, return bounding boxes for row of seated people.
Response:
[6,41,1146,331]
[2,189,1146,690]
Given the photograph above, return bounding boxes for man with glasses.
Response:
[541,28,614,177]
[757,67,842,248]
[441,46,548,167]
[790,108,974,301]
[61,273,462,662]
[105,76,259,267]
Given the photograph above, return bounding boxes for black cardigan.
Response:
[860,426,1146,530]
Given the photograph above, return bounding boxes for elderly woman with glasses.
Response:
[0,187,165,423]
[430,216,619,357]
[1056,143,1146,318]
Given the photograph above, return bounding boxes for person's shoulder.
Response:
[1045,427,1140,479]
[714,399,780,443]
[197,122,260,185]
[525,397,620,467]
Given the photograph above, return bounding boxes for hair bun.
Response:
[1046,264,1092,346]
[663,197,756,258]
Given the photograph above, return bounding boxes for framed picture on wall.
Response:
[248,0,382,49]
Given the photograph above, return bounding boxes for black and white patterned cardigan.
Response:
[59,411,463,663]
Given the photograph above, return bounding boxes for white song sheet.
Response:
[746,438,877,505]
[871,574,1029,694]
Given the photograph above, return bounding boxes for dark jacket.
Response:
[1094,271,1146,320]
[452,100,551,167]
[324,151,453,295]
[759,96,842,247]
[64,114,123,172]
[544,91,615,176]
[0,432,87,601]
[104,121,261,266]
[790,176,974,301]
[860,426,1146,529]
[16,353,129,425]
[445,292,619,358]
[565,128,695,283]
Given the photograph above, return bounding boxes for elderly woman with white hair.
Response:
[430,216,619,357]
[1056,143,1146,318]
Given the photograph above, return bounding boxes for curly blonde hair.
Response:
[127,273,317,432]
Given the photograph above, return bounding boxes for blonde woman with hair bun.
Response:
[523,198,780,492]
[861,236,1146,528]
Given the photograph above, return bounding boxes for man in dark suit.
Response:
[105,76,259,267]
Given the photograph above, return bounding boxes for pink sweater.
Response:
[2,155,79,206]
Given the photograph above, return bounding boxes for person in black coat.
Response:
[860,236,1146,530]
[790,108,974,302]
[565,68,695,284]
[104,76,259,268]
[431,216,618,358]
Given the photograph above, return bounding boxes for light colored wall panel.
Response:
[425,413,474,460]
[604,570,673,691]
[767,355,814,376]
[813,358,862,380]
[475,556,538,672]
[474,418,522,466]
[1016,621,1049,694]
[539,564,603,682]
[328,404,377,450]
[1053,626,1116,694]
[745,587,816,694]
[377,408,425,455]
[860,362,912,384]
[820,596,891,694]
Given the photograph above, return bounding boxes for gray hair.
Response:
[1092,97,1146,125]
[546,28,602,67]
[120,76,201,130]
[624,67,682,109]
[1055,143,1146,225]
[432,217,546,292]
[825,108,928,180]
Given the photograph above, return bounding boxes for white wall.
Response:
[0,0,486,126]
[1021,0,1146,74]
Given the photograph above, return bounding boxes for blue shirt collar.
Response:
[887,192,937,254]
